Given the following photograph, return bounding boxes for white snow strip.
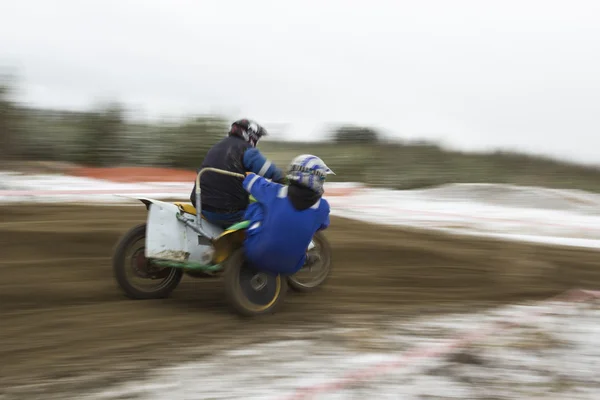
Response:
[2,171,600,249]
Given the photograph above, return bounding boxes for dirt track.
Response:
[1,204,600,397]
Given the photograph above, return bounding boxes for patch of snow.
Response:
[3,171,600,249]
[76,300,600,400]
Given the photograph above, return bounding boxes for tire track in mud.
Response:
[1,204,600,395]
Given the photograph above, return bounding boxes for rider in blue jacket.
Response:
[241,154,335,274]
[190,119,284,228]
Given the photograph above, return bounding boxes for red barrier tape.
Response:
[282,288,600,400]
[0,188,183,196]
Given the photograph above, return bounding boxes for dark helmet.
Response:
[229,119,267,147]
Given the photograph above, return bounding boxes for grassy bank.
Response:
[259,141,600,192]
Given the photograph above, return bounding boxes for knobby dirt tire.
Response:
[287,231,332,293]
[113,223,183,300]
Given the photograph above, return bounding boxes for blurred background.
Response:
[3,70,600,191]
[2,0,600,190]
[2,1,600,399]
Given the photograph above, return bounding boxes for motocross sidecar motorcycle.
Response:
[112,167,332,317]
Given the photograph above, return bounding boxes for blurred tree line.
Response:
[0,77,18,161]
[3,78,600,192]
[0,79,227,168]
[331,125,380,144]
[0,78,383,170]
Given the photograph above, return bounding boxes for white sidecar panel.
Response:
[144,200,223,263]
[145,201,188,261]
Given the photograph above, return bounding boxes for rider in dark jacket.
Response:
[190,119,284,228]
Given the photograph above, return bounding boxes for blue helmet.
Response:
[286,154,335,194]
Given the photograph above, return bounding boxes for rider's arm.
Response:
[243,148,285,182]
[243,173,278,203]
[318,200,331,231]
[318,215,330,231]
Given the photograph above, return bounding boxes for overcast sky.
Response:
[1,0,599,164]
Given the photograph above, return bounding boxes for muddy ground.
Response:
[1,204,600,397]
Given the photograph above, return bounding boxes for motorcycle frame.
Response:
[141,167,315,273]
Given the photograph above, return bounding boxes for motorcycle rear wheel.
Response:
[287,231,332,293]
